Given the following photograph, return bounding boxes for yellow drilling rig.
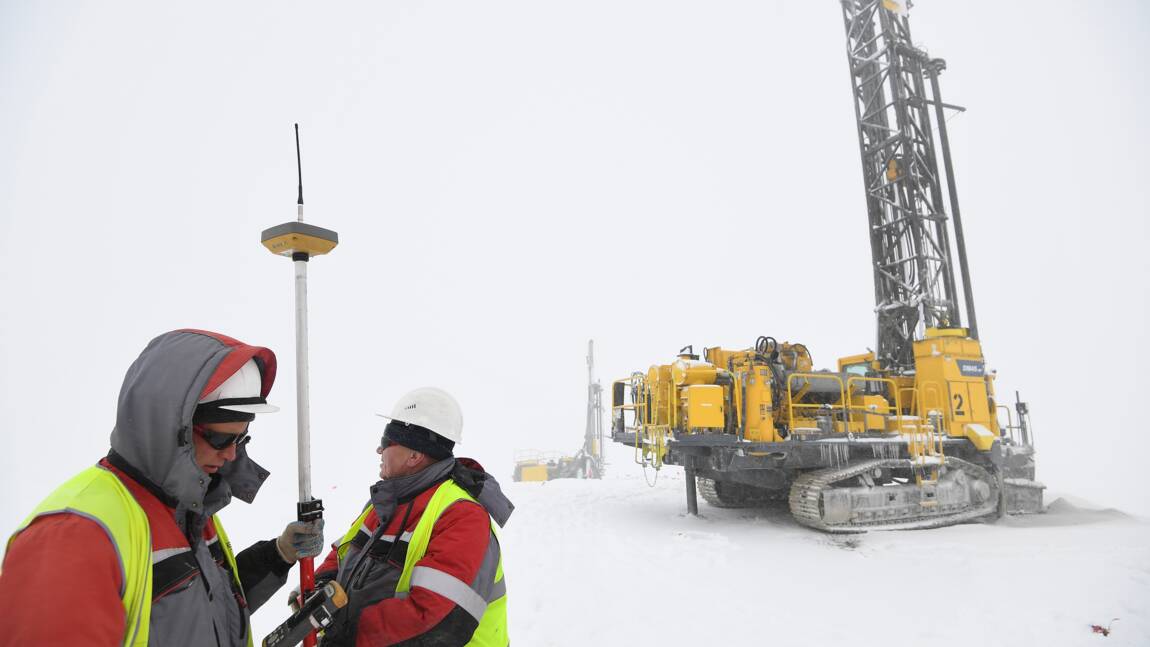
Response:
[515,340,605,482]
[610,0,1042,531]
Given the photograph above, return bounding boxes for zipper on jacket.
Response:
[352,500,414,589]
[385,501,415,568]
[351,525,386,590]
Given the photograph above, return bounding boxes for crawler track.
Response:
[698,477,786,508]
[788,457,999,532]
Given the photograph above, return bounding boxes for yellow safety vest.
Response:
[8,466,251,647]
[336,479,508,646]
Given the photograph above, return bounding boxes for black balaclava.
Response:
[383,420,455,460]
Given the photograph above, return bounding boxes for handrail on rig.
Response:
[786,372,848,433]
[909,411,946,486]
[917,381,945,423]
[898,386,917,416]
[996,404,1017,443]
[611,373,673,469]
[610,376,642,416]
[634,424,672,468]
[894,383,946,468]
[845,376,903,432]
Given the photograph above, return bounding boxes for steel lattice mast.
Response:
[841,0,978,372]
[584,340,604,477]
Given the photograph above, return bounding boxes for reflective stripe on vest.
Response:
[395,480,508,647]
[336,505,374,562]
[213,517,255,647]
[8,466,250,647]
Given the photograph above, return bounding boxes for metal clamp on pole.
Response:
[298,498,325,523]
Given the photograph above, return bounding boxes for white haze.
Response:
[1,1,1148,644]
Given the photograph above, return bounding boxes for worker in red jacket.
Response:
[312,387,513,646]
[0,329,324,646]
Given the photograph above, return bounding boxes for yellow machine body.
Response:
[611,327,1044,525]
[911,328,999,450]
[645,364,674,428]
[672,359,718,386]
[625,331,1000,452]
[741,365,777,442]
[838,351,881,374]
[684,385,724,430]
[632,343,823,445]
[516,464,550,482]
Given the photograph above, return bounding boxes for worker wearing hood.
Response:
[0,329,324,646]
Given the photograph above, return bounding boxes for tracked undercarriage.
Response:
[627,432,1044,531]
[697,476,787,508]
[697,452,1041,531]
[787,456,999,532]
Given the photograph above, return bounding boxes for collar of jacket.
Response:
[106,450,179,508]
[104,449,259,540]
[451,460,515,528]
[369,457,456,526]
[367,457,516,529]
[107,439,267,512]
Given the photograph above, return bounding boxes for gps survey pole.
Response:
[261,124,338,647]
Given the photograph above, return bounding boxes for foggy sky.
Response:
[2,0,1148,547]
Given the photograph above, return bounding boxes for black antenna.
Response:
[294,124,305,216]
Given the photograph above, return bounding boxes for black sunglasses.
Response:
[195,425,252,450]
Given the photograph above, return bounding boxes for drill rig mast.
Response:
[844,0,977,371]
[582,339,606,478]
[514,340,605,481]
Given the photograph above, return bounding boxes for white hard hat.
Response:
[377,387,463,443]
[200,359,280,414]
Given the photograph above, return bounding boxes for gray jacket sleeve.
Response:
[235,539,293,612]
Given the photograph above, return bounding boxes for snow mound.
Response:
[1036,496,1135,523]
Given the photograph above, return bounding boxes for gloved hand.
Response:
[286,585,302,613]
[285,577,338,614]
[275,519,325,564]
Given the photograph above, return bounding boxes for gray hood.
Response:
[110,329,277,517]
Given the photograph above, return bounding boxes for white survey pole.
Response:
[261,124,339,647]
[294,255,312,503]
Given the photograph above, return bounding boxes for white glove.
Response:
[275,519,325,564]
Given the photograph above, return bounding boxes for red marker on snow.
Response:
[1090,618,1119,637]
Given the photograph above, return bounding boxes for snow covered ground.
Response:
[497,446,1147,647]
[248,442,1150,646]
